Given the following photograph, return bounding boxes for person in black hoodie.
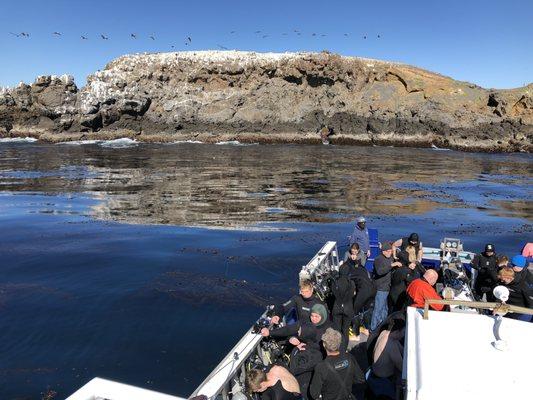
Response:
[472,243,498,300]
[272,280,325,325]
[389,250,426,312]
[331,268,355,352]
[262,303,332,397]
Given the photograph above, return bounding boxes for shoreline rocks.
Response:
[1,51,531,152]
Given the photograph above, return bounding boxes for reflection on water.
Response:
[0,141,531,399]
[0,142,531,226]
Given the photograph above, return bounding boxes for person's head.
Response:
[310,303,328,326]
[299,280,314,299]
[381,242,393,257]
[511,255,527,272]
[246,368,268,393]
[349,243,360,260]
[497,255,509,267]
[484,244,495,256]
[321,328,342,354]
[423,269,438,286]
[408,233,419,246]
[356,216,366,230]
[498,267,515,285]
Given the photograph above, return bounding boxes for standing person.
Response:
[340,255,376,338]
[309,328,365,400]
[471,244,498,301]
[392,233,423,263]
[348,216,370,266]
[331,268,355,352]
[370,243,402,331]
[389,259,426,313]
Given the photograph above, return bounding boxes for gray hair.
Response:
[321,328,342,352]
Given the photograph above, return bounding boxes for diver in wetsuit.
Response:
[262,304,331,398]
[331,268,355,352]
[310,328,365,400]
[246,366,302,400]
[272,280,325,325]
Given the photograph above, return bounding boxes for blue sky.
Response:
[0,0,531,89]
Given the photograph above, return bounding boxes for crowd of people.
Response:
[244,217,532,400]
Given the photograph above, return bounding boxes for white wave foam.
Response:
[0,137,38,143]
[99,138,138,148]
[215,140,258,146]
[431,144,451,151]
[58,140,101,145]
[171,140,204,144]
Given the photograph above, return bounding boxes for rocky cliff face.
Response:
[1,51,531,152]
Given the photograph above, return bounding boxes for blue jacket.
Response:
[349,225,370,253]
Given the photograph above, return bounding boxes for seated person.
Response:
[309,328,364,400]
[367,319,405,400]
[406,269,445,311]
[246,366,302,400]
[262,303,331,352]
[262,304,331,396]
[496,267,532,322]
[272,280,325,325]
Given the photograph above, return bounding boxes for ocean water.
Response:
[0,141,531,399]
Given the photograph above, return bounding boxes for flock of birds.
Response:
[8,30,381,50]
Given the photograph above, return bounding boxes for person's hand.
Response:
[408,262,416,270]
[289,337,301,346]
[261,328,270,337]
[296,343,307,351]
[392,261,402,267]
[271,315,280,325]
[367,250,371,257]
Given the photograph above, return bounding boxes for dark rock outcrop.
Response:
[0,51,531,152]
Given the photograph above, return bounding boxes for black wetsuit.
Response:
[309,353,365,400]
[389,262,426,312]
[270,319,332,399]
[261,380,302,400]
[471,252,498,299]
[340,261,376,335]
[274,294,325,323]
[331,273,355,351]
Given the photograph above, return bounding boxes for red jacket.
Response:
[406,278,444,311]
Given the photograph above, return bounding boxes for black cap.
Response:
[408,233,419,243]
[485,244,495,252]
[382,242,392,251]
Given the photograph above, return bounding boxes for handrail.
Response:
[423,299,533,320]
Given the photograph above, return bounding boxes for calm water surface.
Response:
[0,140,531,399]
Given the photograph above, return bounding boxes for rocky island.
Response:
[0,51,531,152]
